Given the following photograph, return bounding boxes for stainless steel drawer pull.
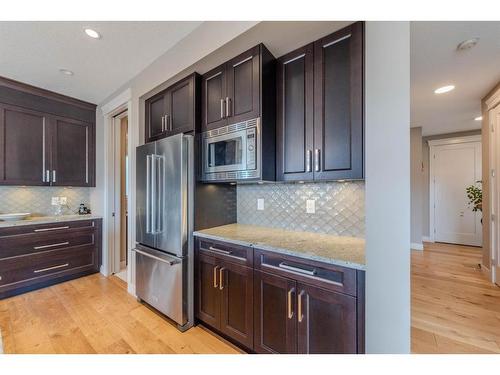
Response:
[34,241,69,250]
[134,248,179,266]
[34,226,70,232]
[279,262,317,276]
[208,246,232,255]
[34,263,69,273]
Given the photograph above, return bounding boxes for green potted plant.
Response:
[466,181,482,222]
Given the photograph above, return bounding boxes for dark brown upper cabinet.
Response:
[276,43,315,181]
[51,117,94,187]
[0,76,96,187]
[276,22,364,181]
[145,73,200,143]
[201,44,275,132]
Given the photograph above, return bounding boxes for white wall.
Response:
[365,21,411,353]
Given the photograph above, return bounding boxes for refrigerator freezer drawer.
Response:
[134,246,187,327]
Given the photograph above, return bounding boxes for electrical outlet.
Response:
[59,196,67,205]
[51,197,60,205]
[306,199,316,214]
[257,198,265,211]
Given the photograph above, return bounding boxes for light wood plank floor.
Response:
[2,242,499,354]
[412,242,500,353]
[0,274,241,354]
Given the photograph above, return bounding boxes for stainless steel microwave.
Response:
[201,118,262,182]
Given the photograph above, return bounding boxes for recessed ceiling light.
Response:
[457,38,479,51]
[434,85,455,94]
[84,28,101,39]
[475,116,483,121]
[59,68,74,76]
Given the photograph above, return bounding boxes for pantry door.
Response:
[430,136,482,247]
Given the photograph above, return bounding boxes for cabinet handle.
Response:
[305,150,312,173]
[167,114,172,131]
[161,115,165,132]
[213,265,219,288]
[314,149,320,172]
[220,99,225,119]
[34,241,69,250]
[34,226,69,232]
[34,263,69,274]
[219,267,225,290]
[287,287,295,319]
[46,170,50,184]
[226,97,231,117]
[298,290,306,322]
[208,246,232,255]
[52,170,57,183]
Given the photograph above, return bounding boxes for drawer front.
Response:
[254,249,357,296]
[0,219,98,238]
[196,237,253,267]
[0,229,96,258]
[0,245,98,289]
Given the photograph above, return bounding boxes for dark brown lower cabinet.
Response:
[0,219,102,299]
[296,282,357,354]
[195,236,364,354]
[254,270,297,353]
[195,251,253,349]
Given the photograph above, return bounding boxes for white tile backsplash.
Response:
[0,186,92,216]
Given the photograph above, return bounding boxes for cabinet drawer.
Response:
[254,249,357,296]
[0,229,96,258]
[0,219,97,238]
[196,237,253,267]
[0,245,97,289]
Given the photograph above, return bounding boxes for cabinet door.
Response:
[145,92,167,142]
[254,270,297,354]
[219,261,254,349]
[297,283,357,354]
[51,117,94,186]
[167,75,195,136]
[202,64,227,131]
[0,104,50,185]
[276,44,314,181]
[226,45,260,124]
[195,253,221,329]
[313,22,364,180]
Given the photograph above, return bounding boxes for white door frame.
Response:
[101,88,137,296]
[428,135,482,244]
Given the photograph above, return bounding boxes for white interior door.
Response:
[431,139,482,246]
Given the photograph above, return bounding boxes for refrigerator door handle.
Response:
[151,154,157,234]
[156,155,164,234]
[146,155,151,233]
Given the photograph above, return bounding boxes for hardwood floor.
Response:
[0,274,241,354]
[1,242,499,354]
[412,242,500,353]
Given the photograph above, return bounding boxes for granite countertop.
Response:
[193,224,365,270]
[0,214,102,228]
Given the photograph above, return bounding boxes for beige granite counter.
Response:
[194,224,365,270]
[0,214,102,228]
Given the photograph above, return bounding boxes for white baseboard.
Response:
[422,236,433,243]
[411,242,424,251]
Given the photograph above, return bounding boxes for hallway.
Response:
[412,242,500,353]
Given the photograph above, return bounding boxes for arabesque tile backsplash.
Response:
[0,186,91,216]
[237,181,365,237]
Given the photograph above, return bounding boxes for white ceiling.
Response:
[411,21,500,136]
[0,21,202,104]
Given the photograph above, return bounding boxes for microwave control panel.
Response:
[246,127,256,170]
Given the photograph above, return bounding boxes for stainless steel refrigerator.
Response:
[134,133,194,331]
